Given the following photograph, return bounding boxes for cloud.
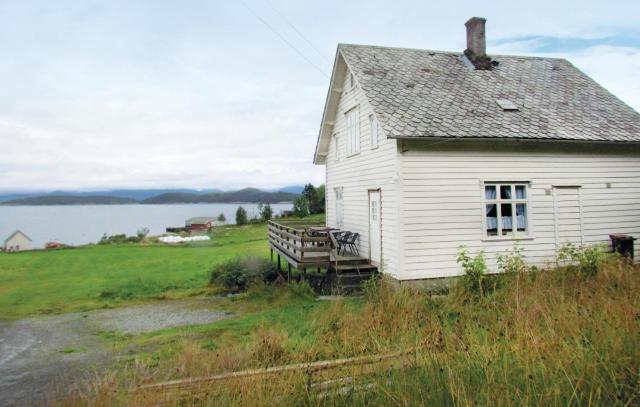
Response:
[0,0,639,191]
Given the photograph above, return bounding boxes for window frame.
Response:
[369,114,379,149]
[482,182,532,240]
[345,106,360,157]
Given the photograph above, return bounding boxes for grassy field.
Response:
[65,258,640,406]
[3,217,639,405]
[0,222,272,319]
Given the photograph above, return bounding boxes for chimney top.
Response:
[464,17,493,70]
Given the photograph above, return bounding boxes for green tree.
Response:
[302,184,317,213]
[260,203,273,221]
[315,184,326,214]
[235,206,248,225]
[292,196,310,217]
[302,183,325,214]
[217,213,226,223]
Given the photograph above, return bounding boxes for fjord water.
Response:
[0,203,292,248]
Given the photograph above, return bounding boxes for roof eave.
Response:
[390,135,640,144]
[313,47,347,165]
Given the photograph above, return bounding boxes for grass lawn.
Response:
[0,222,274,319]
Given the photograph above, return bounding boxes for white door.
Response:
[368,190,382,265]
[553,186,584,251]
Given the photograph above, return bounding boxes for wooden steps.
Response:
[329,258,378,294]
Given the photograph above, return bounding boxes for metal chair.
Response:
[336,231,351,254]
[344,232,359,255]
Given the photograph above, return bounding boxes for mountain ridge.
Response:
[1,188,300,206]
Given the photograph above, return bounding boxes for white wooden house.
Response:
[4,230,33,252]
[313,17,640,281]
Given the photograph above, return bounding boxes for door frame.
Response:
[368,189,382,267]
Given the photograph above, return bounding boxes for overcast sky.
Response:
[1,0,639,192]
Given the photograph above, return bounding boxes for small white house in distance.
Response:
[4,230,33,252]
[313,17,640,281]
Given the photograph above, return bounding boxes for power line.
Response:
[264,0,332,63]
[239,1,329,78]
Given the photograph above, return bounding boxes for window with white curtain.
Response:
[369,114,379,149]
[335,187,344,228]
[345,107,360,156]
[484,183,529,237]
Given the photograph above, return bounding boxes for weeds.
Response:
[558,242,619,276]
[64,255,640,406]
[456,245,490,296]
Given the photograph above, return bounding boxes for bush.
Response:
[456,246,489,296]
[217,213,226,223]
[558,242,617,276]
[209,256,279,293]
[496,243,527,274]
[235,206,248,225]
[98,233,140,245]
[136,227,150,239]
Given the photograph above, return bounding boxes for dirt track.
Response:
[0,300,230,406]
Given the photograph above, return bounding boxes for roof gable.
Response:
[314,44,640,160]
[4,230,32,244]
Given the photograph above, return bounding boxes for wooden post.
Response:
[277,254,281,271]
[287,263,292,282]
[270,248,273,262]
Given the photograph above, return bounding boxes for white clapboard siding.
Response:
[325,66,400,276]
[396,139,640,280]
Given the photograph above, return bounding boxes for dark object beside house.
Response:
[610,234,636,259]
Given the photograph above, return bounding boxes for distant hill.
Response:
[276,185,305,194]
[142,188,298,204]
[1,188,299,205]
[2,195,138,206]
[0,188,222,203]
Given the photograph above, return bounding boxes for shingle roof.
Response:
[339,44,640,142]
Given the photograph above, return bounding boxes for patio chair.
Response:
[344,232,360,256]
[335,231,351,254]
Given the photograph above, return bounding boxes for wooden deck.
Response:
[267,220,375,273]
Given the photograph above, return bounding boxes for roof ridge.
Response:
[337,43,568,62]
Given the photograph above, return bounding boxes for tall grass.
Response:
[64,261,640,406]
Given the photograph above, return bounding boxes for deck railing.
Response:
[267,220,334,266]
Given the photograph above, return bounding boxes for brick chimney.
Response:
[464,17,493,70]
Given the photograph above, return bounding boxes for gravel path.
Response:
[0,299,231,406]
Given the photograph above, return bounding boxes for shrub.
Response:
[217,213,226,222]
[558,242,617,276]
[136,227,150,239]
[235,206,248,225]
[456,246,489,296]
[496,243,527,274]
[209,256,279,293]
[98,233,139,245]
